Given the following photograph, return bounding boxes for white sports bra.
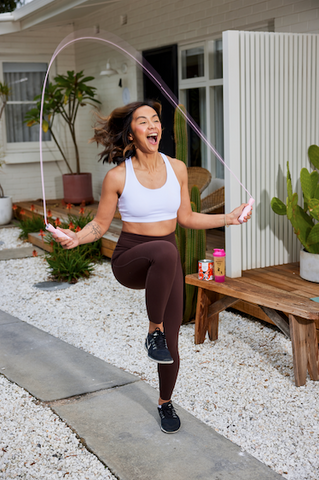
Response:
[118,153,181,223]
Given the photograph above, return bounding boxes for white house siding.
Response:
[71,0,319,200]
[0,25,76,201]
[0,0,318,205]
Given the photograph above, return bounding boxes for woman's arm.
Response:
[53,166,123,249]
[174,160,252,230]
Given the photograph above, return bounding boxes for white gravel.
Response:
[0,376,116,479]
[1,227,319,479]
[0,227,32,250]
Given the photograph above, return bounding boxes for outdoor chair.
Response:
[201,186,225,214]
[187,167,212,196]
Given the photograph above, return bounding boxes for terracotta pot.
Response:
[300,248,319,283]
[62,173,93,205]
[0,196,12,225]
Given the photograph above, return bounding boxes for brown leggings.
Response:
[111,231,183,400]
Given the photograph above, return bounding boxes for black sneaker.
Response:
[158,401,181,434]
[145,328,173,364]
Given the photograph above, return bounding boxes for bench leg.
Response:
[194,289,220,344]
[194,288,210,344]
[289,314,319,386]
[207,291,219,342]
[306,321,319,382]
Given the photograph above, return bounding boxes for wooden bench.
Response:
[186,265,319,387]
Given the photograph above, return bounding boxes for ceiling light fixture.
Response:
[100,60,118,77]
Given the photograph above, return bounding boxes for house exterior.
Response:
[0,0,318,275]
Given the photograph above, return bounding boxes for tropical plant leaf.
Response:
[300,167,318,200]
[42,120,49,133]
[271,197,287,215]
[307,198,319,221]
[308,144,319,170]
[307,223,319,246]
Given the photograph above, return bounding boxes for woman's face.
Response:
[129,105,162,154]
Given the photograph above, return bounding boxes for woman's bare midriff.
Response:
[122,218,177,237]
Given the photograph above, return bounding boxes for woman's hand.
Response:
[52,227,80,249]
[228,203,253,225]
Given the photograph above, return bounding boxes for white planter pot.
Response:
[300,248,319,283]
[0,196,13,226]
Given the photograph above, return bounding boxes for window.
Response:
[181,47,205,80]
[179,40,224,178]
[3,62,50,143]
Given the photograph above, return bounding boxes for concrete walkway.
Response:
[0,309,283,480]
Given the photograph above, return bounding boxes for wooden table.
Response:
[186,267,319,387]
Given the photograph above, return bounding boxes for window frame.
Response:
[0,56,62,165]
[178,39,224,178]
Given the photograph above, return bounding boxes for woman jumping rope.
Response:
[52,100,252,434]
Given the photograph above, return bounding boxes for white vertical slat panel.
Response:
[287,34,294,262]
[249,32,256,270]
[282,34,289,265]
[311,36,317,143]
[223,31,242,278]
[244,32,250,269]
[269,33,276,268]
[276,33,285,264]
[259,33,266,268]
[274,33,280,266]
[224,31,319,277]
[240,32,247,271]
[317,35,319,142]
[306,36,312,158]
[255,33,261,268]
[264,33,271,268]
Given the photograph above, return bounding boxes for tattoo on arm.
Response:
[81,221,103,242]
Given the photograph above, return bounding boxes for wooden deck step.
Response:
[28,221,122,258]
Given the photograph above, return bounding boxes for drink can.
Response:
[198,259,213,281]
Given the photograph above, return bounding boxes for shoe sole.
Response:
[160,424,181,434]
[144,344,174,364]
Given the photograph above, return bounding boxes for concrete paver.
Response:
[0,311,137,401]
[0,246,44,261]
[0,309,282,480]
[53,380,281,480]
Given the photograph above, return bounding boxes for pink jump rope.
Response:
[40,30,253,239]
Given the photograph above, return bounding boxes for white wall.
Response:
[72,0,319,199]
[0,0,318,202]
[0,25,76,201]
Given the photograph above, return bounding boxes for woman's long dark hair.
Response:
[90,100,162,165]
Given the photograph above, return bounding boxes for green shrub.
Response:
[45,211,102,283]
[45,243,96,283]
[18,215,46,239]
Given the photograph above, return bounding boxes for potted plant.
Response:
[25,70,100,204]
[0,81,12,226]
[271,144,319,282]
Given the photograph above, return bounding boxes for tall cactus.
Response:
[174,104,188,166]
[271,144,319,254]
[174,104,206,323]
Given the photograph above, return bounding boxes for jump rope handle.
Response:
[46,223,70,239]
[238,197,255,224]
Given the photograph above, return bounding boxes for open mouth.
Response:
[147,133,158,144]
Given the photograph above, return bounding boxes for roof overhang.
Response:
[0,0,120,35]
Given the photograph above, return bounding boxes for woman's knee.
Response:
[151,241,179,267]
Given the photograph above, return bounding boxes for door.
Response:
[142,44,178,158]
